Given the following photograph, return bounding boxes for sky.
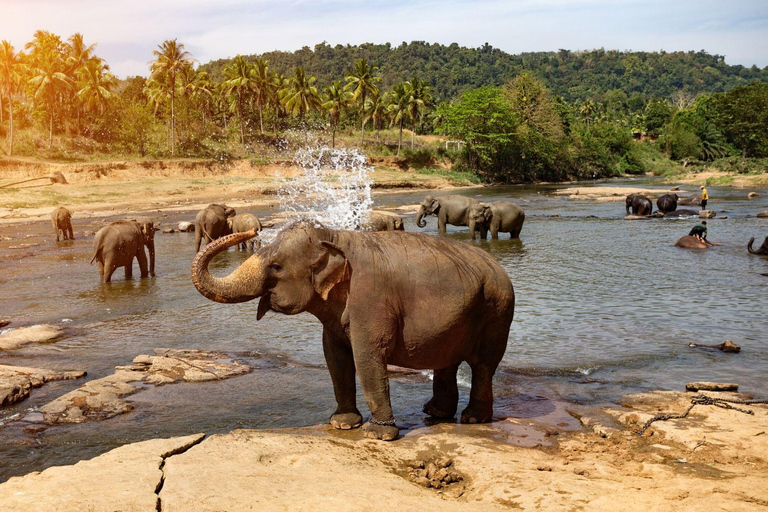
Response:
[0,0,766,78]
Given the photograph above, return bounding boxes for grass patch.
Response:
[705,175,736,186]
[413,167,482,185]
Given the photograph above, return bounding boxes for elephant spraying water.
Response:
[191,221,515,441]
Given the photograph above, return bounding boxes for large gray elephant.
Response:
[191,221,515,441]
[91,219,155,283]
[748,236,768,255]
[51,207,74,242]
[195,204,236,252]
[365,211,404,232]
[656,194,678,213]
[626,194,653,215]
[468,201,526,240]
[416,195,479,235]
[227,213,262,251]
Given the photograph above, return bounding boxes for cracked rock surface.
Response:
[0,365,86,407]
[0,434,204,512]
[31,349,250,424]
[0,325,65,351]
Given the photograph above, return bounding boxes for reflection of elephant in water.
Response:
[365,211,404,231]
[195,204,236,252]
[468,202,526,240]
[675,235,709,249]
[192,221,515,441]
[51,207,74,241]
[416,195,479,235]
[227,213,262,251]
[91,219,155,283]
[663,209,698,218]
[748,236,768,255]
[626,195,653,215]
[656,194,678,213]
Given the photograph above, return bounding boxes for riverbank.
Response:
[2,388,766,511]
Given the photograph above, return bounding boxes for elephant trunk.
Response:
[747,237,766,255]
[416,206,427,228]
[191,229,265,303]
[147,240,156,275]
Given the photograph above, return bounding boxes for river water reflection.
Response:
[1,178,767,480]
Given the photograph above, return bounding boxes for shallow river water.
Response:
[1,178,767,481]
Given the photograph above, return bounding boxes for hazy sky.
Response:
[1,0,766,78]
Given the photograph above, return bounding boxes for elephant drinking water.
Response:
[416,195,479,235]
[626,194,653,216]
[191,221,515,441]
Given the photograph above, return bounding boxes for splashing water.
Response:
[278,146,373,231]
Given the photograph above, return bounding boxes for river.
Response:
[1,178,766,481]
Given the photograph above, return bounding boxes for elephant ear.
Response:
[482,205,492,221]
[311,241,350,301]
[430,198,440,213]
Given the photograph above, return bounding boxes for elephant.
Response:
[365,211,404,232]
[51,207,74,242]
[227,213,263,251]
[91,218,155,283]
[626,195,653,216]
[656,194,678,213]
[416,195,480,235]
[675,235,709,249]
[748,236,768,255]
[195,204,236,252]
[468,201,525,240]
[191,221,515,441]
[678,194,702,206]
[663,209,698,218]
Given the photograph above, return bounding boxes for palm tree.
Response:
[28,46,71,149]
[580,99,595,131]
[182,67,214,133]
[364,93,387,142]
[386,82,415,156]
[322,80,353,148]
[409,78,433,148]
[0,41,25,155]
[251,58,273,134]
[75,59,116,116]
[149,39,194,155]
[222,56,256,145]
[280,67,321,119]
[344,58,381,144]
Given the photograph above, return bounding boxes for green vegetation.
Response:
[1,33,767,185]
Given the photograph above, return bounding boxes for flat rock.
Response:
[685,382,739,392]
[0,325,65,351]
[624,215,651,220]
[699,210,716,218]
[748,192,759,198]
[0,319,10,328]
[177,221,195,232]
[0,365,86,407]
[0,434,204,512]
[756,211,768,218]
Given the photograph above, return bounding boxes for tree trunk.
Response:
[171,88,176,156]
[397,119,403,156]
[238,91,244,145]
[49,110,53,150]
[258,100,264,135]
[742,145,747,159]
[411,123,415,150]
[8,98,12,156]
[332,124,336,149]
[360,91,366,144]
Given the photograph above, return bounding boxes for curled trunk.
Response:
[748,237,768,255]
[416,206,427,228]
[191,229,265,303]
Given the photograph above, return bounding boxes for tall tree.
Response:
[0,41,25,155]
[385,81,414,156]
[251,58,273,134]
[75,58,116,116]
[364,93,387,142]
[149,39,194,155]
[222,55,255,144]
[280,66,321,119]
[322,80,353,148]
[27,34,71,149]
[344,58,381,144]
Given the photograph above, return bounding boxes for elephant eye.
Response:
[269,263,282,272]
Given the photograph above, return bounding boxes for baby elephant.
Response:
[227,213,262,250]
[91,219,156,283]
[469,201,526,240]
[365,211,405,231]
[51,207,74,241]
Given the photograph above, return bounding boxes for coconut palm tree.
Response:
[280,67,321,119]
[344,58,381,144]
[75,59,116,116]
[149,39,194,155]
[364,93,387,142]
[28,45,71,149]
[322,80,354,148]
[409,77,433,147]
[222,56,256,145]
[182,67,214,132]
[0,41,25,155]
[251,58,273,134]
[386,81,415,156]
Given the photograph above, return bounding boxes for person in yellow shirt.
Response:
[700,185,709,211]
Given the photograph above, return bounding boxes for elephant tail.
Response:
[90,248,100,265]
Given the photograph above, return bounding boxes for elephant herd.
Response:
[416,195,525,239]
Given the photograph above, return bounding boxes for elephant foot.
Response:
[460,401,493,424]
[363,420,399,441]
[330,411,363,430]
[422,397,457,419]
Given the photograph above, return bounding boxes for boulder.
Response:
[177,221,195,232]
[685,382,739,392]
[0,365,86,407]
[748,192,759,198]
[0,325,65,351]
[0,319,9,328]
[756,211,768,218]
[624,215,651,220]
[162,228,175,234]
[678,194,702,206]
[699,210,716,219]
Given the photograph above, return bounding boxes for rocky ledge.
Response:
[0,365,86,407]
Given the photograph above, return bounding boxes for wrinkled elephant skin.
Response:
[191,222,515,441]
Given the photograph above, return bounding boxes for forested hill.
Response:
[200,41,768,102]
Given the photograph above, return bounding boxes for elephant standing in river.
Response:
[468,202,525,240]
[626,194,653,216]
[416,195,479,235]
[227,213,262,251]
[365,211,404,232]
[656,194,678,213]
[191,221,515,441]
[748,236,768,255]
[195,204,236,252]
[91,219,155,283]
[51,207,74,241]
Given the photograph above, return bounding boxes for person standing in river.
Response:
[700,185,709,211]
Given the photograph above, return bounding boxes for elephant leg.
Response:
[136,249,149,278]
[490,221,499,240]
[350,328,398,441]
[103,259,117,283]
[195,230,202,252]
[97,260,105,281]
[125,263,133,280]
[67,226,74,240]
[323,329,362,430]
[437,213,447,236]
[462,325,506,424]
[423,363,459,418]
[480,225,488,240]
